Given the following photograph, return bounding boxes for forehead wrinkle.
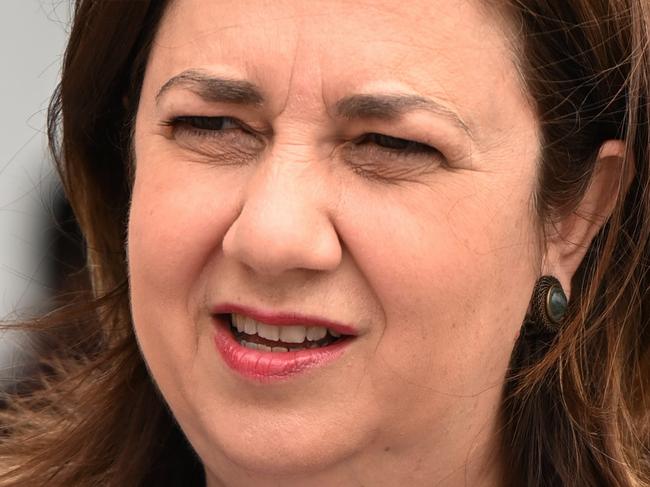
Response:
[272,22,330,124]
[154,0,530,151]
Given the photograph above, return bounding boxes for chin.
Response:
[190,410,368,479]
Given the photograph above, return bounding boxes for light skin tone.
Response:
[128,1,625,485]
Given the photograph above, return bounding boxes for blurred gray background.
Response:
[0,1,71,373]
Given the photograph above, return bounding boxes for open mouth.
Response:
[219,313,347,352]
[212,309,356,381]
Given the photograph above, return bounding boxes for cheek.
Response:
[337,172,539,396]
[126,154,242,393]
[127,157,241,302]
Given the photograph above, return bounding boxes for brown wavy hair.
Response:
[1,1,649,485]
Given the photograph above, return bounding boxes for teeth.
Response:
[239,340,292,353]
[231,314,344,344]
[232,315,246,333]
[306,326,327,341]
[232,314,258,335]
[239,338,326,353]
[256,322,280,341]
[280,326,307,343]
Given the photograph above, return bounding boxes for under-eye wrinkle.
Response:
[342,132,445,183]
[161,115,265,164]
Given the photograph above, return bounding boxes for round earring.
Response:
[530,276,568,333]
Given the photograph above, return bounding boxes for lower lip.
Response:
[212,316,353,383]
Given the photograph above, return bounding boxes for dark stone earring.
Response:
[530,275,568,333]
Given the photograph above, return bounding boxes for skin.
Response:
[128,0,623,485]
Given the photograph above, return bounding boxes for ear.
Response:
[542,140,634,298]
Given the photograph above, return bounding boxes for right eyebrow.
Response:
[335,93,472,138]
[155,69,265,106]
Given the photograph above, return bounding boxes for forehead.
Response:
[146,0,533,144]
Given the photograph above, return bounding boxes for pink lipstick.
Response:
[211,304,357,383]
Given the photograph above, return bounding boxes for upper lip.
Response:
[212,302,359,336]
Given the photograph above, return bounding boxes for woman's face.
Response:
[129,0,541,485]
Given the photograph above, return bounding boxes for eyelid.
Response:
[162,115,248,132]
[159,115,268,164]
[163,115,277,141]
[353,132,442,156]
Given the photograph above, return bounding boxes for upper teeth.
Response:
[231,314,341,343]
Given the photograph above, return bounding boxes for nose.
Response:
[222,156,342,277]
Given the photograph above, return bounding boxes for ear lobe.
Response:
[542,140,634,298]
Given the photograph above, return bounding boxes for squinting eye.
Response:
[165,116,243,134]
[342,132,446,184]
[161,115,266,165]
[356,133,440,156]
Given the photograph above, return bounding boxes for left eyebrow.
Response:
[155,69,265,106]
[335,93,473,139]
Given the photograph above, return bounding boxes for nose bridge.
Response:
[222,147,342,276]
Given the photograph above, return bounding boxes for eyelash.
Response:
[162,115,441,159]
[352,133,440,157]
[162,115,252,136]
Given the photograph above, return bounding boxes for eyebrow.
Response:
[335,93,472,138]
[156,70,264,105]
[156,70,472,138]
